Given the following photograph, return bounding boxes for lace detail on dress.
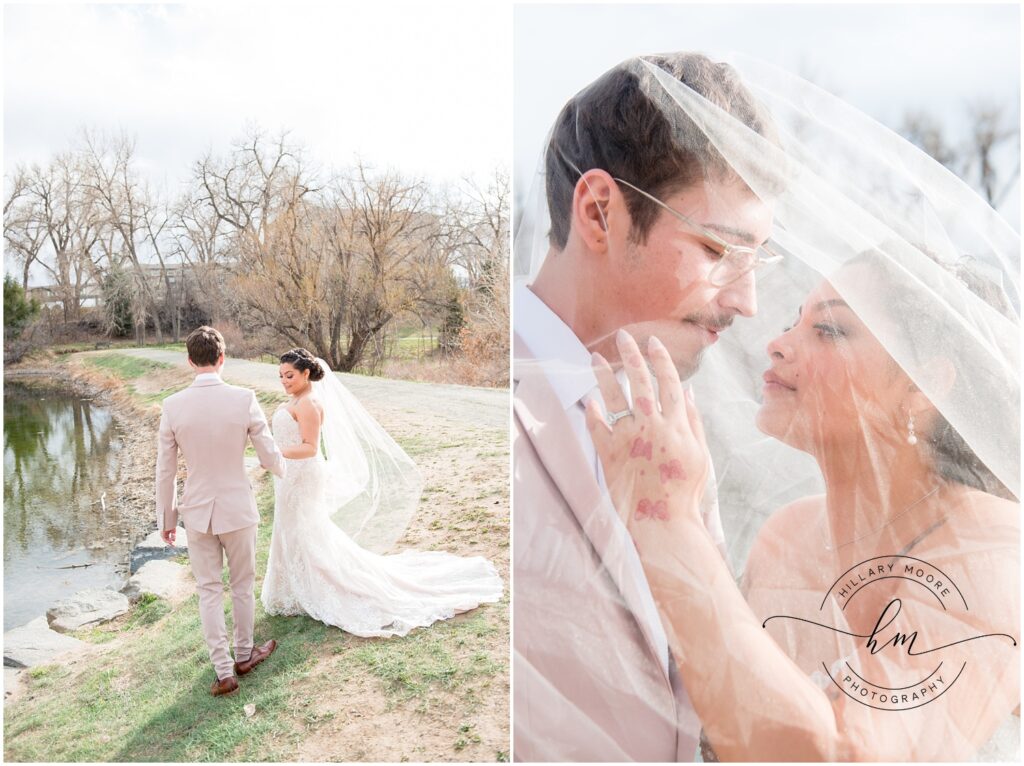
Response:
[260,406,502,637]
[973,715,1020,762]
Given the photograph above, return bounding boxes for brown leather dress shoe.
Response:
[211,675,239,697]
[234,639,278,676]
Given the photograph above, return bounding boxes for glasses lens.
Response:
[710,248,756,286]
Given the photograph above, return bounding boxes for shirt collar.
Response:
[194,372,222,383]
[514,282,597,412]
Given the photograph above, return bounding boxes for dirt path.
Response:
[5,352,511,762]
[117,348,508,431]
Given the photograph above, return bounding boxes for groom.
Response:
[156,325,287,696]
[513,53,776,760]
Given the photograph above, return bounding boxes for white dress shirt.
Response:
[515,282,677,674]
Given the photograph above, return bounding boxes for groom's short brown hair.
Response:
[186,325,226,367]
[545,52,775,250]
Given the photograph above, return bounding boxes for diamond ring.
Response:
[606,408,634,427]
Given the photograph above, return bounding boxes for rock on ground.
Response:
[130,526,189,573]
[3,616,87,668]
[46,588,130,633]
[121,559,193,604]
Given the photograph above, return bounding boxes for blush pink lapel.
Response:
[514,332,671,687]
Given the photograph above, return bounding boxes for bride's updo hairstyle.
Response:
[848,249,1017,500]
[280,348,326,382]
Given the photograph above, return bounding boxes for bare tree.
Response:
[964,103,1019,207]
[330,162,436,371]
[4,155,104,322]
[192,129,341,359]
[6,122,509,386]
[901,110,959,171]
[901,102,1020,208]
[4,166,47,290]
[79,129,171,343]
[444,168,510,385]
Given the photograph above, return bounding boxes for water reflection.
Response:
[3,382,132,630]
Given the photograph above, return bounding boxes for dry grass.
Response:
[4,350,509,762]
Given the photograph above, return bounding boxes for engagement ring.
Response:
[606,408,634,427]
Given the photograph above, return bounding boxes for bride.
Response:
[588,267,1019,760]
[260,347,502,637]
[576,57,1020,761]
[513,52,1018,760]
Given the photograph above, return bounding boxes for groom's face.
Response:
[596,178,773,379]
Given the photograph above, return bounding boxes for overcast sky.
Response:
[4,2,512,196]
[3,3,1020,216]
[514,2,1021,224]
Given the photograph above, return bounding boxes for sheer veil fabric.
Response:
[513,53,1018,761]
[261,359,503,637]
[311,357,423,553]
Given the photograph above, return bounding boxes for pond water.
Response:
[3,381,135,631]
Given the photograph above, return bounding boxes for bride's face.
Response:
[755,279,910,453]
[279,363,311,396]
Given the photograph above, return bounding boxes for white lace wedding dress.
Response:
[260,405,503,637]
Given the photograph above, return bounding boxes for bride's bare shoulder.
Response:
[744,495,826,577]
[760,494,826,542]
[955,487,1019,519]
[294,395,323,412]
[939,487,1019,554]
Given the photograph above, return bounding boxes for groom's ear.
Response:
[571,170,616,255]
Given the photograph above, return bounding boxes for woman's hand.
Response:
[584,330,710,557]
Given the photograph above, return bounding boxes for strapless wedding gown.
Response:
[260,406,503,636]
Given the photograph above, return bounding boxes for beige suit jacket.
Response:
[156,376,286,535]
[513,331,714,762]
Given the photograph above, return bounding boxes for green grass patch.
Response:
[3,476,331,762]
[148,342,187,353]
[256,390,287,408]
[127,381,191,406]
[350,607,501,704]
[397,435,467,456]
[123,593,172,628]
[84,353,173,381]
[70,624,122,644]
[27,664,67,682]
[53,340,134,356]
[4,472,507,762]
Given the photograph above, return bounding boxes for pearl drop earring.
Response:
[907,411,918,446]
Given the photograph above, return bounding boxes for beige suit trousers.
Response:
[186,523,258,680]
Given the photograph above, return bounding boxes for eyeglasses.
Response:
[613,177,783,287]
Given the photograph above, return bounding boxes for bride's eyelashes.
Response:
[813,322,846,340]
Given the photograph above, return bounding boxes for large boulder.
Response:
[121,559,192,604]
[130,526,189,573]
[46,588,130,633]
[3,616,86,668]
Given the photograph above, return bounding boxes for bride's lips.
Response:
[763,369,796,392]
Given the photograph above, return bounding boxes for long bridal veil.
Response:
[311,357,424,553]
[514,53,1018,760]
